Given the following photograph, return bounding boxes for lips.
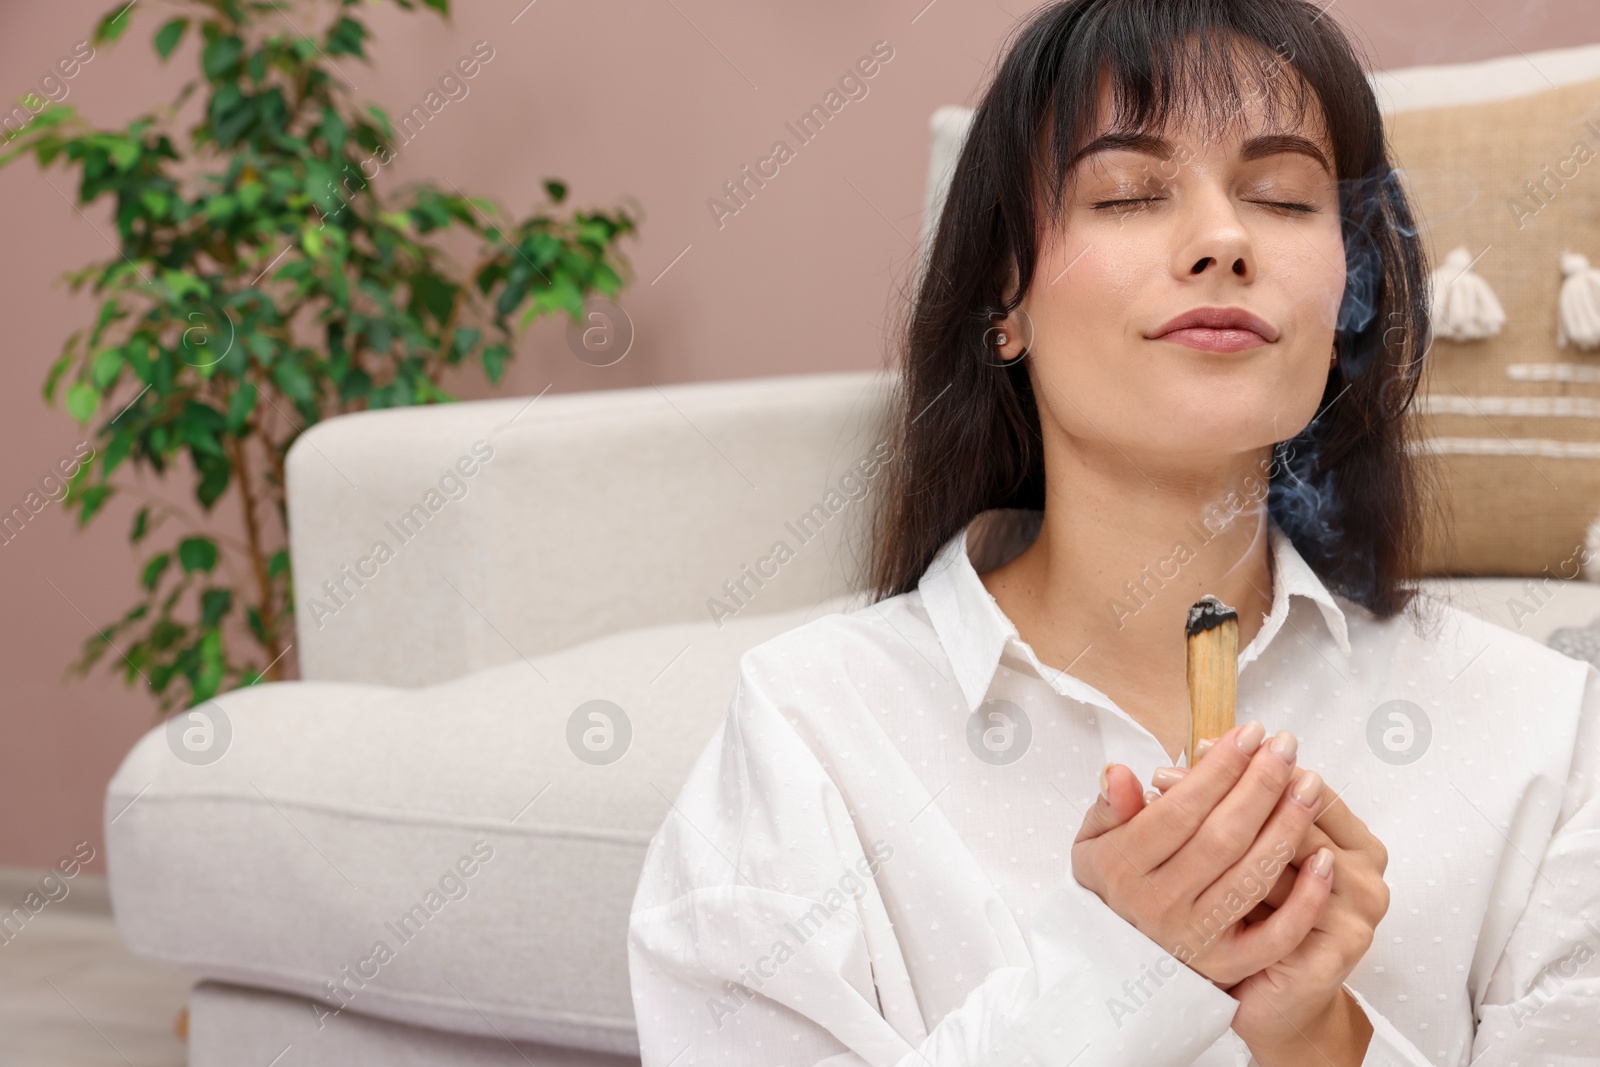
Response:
[1150,306,1280,343]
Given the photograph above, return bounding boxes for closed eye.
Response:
[1092,197,1319,214]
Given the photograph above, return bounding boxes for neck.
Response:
[981,436,1277,752]
[1043,449,1275,650]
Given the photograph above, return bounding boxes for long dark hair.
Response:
[866,0,1440,621]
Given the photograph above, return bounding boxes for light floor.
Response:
[0,868,194,1067]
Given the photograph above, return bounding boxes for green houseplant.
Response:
[1,0,636,713]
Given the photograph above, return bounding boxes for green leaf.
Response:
[192,627,225,703]
[225,382,257,435]
[108,139,139,171]
[154,17,188,60]
[141,552,171,591]
[202,36,244,79]
[365,104,394,141]
[236,179,264,211]
[451,326,480,358]
[90,347,123,389]
[337,366,371,404]
[101,430,134,478]
[177,536,219,574]
[272,360,316,407]
[130,506,149,543]
[66,382,99,424]
[43,345,76,403]
[326,17,368,58]
[76,485,112,526]
[199,587,232,628]
[591,261,623,295]
[481,342,509,384]
[544,179,567,203]
[204,193,237,220]
[139,188,170,217]
[94,3,135,45]
[193,449,230,508]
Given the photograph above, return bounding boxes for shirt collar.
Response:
[916,507,1354,714]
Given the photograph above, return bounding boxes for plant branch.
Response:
[224,431,286,680]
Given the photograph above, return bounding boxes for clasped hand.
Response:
[1070,721,1389,1064]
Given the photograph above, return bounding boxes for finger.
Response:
[1185,765,1323,926]
[1307,780,1385,869]
[1257,852,1366,938]
[1117,720,1273,871]
[1073,763,1146,844]
[1169,762,1371,855]
[1236,867,1293,919]
[1213,847,1336,976]
[1154,769,1346,884]
[1290,823,1337,869]
[1156,767,1350,895]
[1159,729,1304,891]
[1151,764,1189,792]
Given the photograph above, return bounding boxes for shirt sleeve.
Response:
[1341,982,1435,1066]
[1331,660,1600,1067]
[1451,660,1600,1067]
[627,649,1241,1067]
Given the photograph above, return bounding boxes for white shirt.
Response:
[627,508,1600,1067]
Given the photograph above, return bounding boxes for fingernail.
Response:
[1194,737,1216,760]
[1292,769,1324,807]
[1152,766,1188,789]
[1308,846,1334,879]
[1143,788,1161,805]
[1099,763,1114,805]
[1235,720,1266,754]
[1268,730,1298,763]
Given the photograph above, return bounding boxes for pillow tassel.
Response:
[1557,252,1600,351]
[1429,245,1506,342]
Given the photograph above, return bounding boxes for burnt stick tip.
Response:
[1185,595,1238,638]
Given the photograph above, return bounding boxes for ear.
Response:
[987,255,1032,363]
[985,294,1036,364]
[987,305,1032,363]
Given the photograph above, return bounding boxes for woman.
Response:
[627,2,1600,1065]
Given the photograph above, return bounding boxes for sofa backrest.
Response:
[288,370,893,685]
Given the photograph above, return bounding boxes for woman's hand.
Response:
[1071,720,1334,989]
[1148,741,1391,1066]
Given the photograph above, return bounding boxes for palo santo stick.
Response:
[1185,595,1239,767]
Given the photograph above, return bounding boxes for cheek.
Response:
[1031,234,1151,352]
[1277,224,1348,334]
[1270,267,1346,441]
[1021,235,1179,437]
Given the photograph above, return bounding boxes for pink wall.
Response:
[2,0,1596,871]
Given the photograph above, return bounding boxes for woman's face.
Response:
[999,70,1346,476]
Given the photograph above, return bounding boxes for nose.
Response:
[1177,188,1255,281]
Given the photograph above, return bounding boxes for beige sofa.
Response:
[102,41,1600,1067]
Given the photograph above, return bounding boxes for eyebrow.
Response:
[1070,130,1334,176]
